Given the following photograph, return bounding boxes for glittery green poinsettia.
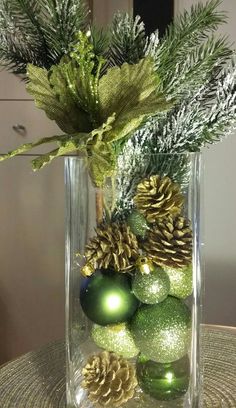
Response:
[0,32,172,186]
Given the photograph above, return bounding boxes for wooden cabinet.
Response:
[0,70,64,364]
[0,101,61,152]
[0,71,29,100]
[0,157,65,365]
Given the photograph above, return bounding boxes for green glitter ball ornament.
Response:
[127,210,149,238]
[80,269,139,326]
[132,258,170,304]
[91,322,139,359]
[164,265,193,299]
[130,296,191,363]
[136,354,190,401]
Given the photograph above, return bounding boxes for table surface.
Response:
[0,325,236,408]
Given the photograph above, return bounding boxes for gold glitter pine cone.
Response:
[142,216,192,268]
[84,222,139,272]
[134,175,184,223]
[82,350,138,407]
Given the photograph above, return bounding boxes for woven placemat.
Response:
[0,326,235,408]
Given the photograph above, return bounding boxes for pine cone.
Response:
[82,351,138,407]
[142,216,192,268]
[134,175,184,223]
[84,223,139,272]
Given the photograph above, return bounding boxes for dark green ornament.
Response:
[132,261,170,304]
[80,270,139,326]
[130,296,191,363]
[136,354,190,401]
[127,210,148,238]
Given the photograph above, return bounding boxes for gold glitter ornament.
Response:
[143,216,192,268]
[84,222,139,272]
[130,296,191,363]
[134,175,184,223]
[82,350,138,406]
[91,322,139,359]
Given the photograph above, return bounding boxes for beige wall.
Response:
[93,0,132,26]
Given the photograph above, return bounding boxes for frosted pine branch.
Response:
[109,13,159,67]
[136,59,236,154]
[160,36,232,99]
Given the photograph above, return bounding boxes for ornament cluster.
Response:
[79,174,193,406]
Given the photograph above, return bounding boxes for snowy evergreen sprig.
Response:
[0,0,89,73]
[155,0,229,95]
[131,59,236,156]
[116,58,236,210]
[159,35,232,99]
[109,12,159,67]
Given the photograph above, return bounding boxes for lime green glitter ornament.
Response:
[164,265,193,299]
[127,210,149,238]
[91,322,139,359]
[136,354,190,401]
[130,296,191,363]
[132,258,170,304]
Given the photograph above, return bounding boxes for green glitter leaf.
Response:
[2,55,172,187]
[31,115,116,185]
[98,58,173,143]
[0,134,69,162]
[26,64,90,134]
[31,134,89,170]
[26,33,107,134]
[86,114,116,186]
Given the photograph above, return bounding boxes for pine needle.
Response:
[109,12,159,67]
[155,0,229,96]
[0,0,89,74]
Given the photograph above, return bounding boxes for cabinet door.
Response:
[0,101,62,153]
[0,71,29,100]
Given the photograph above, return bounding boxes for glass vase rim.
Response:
[64,152,202,159]
[0,152,202,158]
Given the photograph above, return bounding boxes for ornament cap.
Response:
[81,262,95,277]
[136,257,155,275]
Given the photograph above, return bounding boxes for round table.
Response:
[0,326,236,408]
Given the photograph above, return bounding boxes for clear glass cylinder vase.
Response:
[65,153,202,408]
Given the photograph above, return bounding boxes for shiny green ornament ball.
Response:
[91,322,139,359]
[164,265,193,299]
[130,296,191,363]
[127,210,148,238]
[132,265,170,304]
[136,354,190,401]
[80,270,139,326]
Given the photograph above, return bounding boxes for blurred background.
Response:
[0,0,235,366]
